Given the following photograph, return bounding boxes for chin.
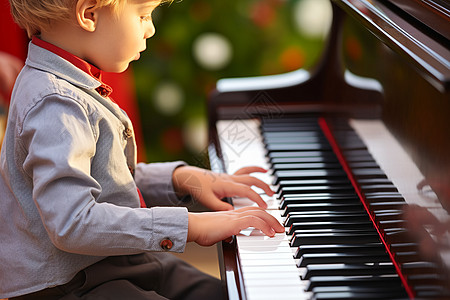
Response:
[104,63,130,73]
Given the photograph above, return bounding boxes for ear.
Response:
[76,0,99,32]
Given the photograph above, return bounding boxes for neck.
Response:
[40,20,95,66]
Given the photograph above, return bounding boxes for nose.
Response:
[144,21,156,39]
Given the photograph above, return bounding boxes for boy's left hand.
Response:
[172,165,274,211]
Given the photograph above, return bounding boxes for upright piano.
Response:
[207,0,450,299]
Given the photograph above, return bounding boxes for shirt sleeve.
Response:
[20,94,188,255]
[134,161,189,207]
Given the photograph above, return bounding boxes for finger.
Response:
[231,175,274,196]
[235,214,276,237]
[235,207,284,233]
[233,166,268,176]
[405,205,440,227]
[222,183,268,209]
[234,210,284,236]
[203,194,234,211]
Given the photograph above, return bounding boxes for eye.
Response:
[140,15,152,22]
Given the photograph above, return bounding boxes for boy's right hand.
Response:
[187,207,285,247]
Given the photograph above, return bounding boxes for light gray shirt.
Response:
[0,42,189,298]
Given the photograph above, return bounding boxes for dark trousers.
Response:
[11,252,224,300]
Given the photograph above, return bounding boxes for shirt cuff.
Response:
[150,206,188,252]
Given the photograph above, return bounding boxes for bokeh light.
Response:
[182,117,208,153]
[152,81,184,116]
[192,33,233,70]
[293,0,332,38]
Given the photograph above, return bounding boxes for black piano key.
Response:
[365,194,405,203]
[312,285,407,294]
[360,184,399,193]
[281,192,358,199]
[272,162,343,170]
[383,227,407,234]
[278,185,356,195]
[358,177,395,185]
[268,150,335,159]
[344,155,375,163]
[394,251,421,263]
[288,220,373,234]
[267,143,332,152]
[290,231,381,247]
[261,116,319,124]
[306,274,404,291]
[292,228,376,234]
[261,125,320,132]
[347,161,381,169]
[333,141,366,150]
[373,210,404,221]
[408,273,448,288]
[369,201,406,211]
[262,131,323,139]
[313,290,407,300]
[401,261,441,276]
[364,191,404,198]
[304,263,397,279]
[352,168,388,179]
[342,149,371,157]
[277,178,351,188]
[274,170,347,184]
[276,184,355,195]
[271,156,339,164]
[294,243,385,258]
[264,136,328,144]
[390,242,420,253]
[383,229,412,244]
[282,202,364,217]
[284,212,370,227]
[415,287,450,299]
[378,219,407,230]
[280,196,360,210]
[297,252,391,267]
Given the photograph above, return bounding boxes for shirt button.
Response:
[124,128,133,139]
[160,238,173,250]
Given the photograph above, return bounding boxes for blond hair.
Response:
[9,0,123,38]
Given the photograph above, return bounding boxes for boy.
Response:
[0,0,284,298]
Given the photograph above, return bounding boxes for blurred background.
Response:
[132,0,333,166]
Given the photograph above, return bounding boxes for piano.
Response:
[207,0,450,299]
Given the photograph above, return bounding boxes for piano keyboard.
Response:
[213,116,450,300]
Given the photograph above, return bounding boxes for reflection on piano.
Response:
[207,0,450,299]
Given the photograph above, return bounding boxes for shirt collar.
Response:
[31,36,113,97]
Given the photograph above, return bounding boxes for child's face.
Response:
[90,0,160,72]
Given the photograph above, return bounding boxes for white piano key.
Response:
[245,286,310,300]
[237,232,288,242]
[244,277,304,287]
[238,245,293,254]
[240,258,298,267]
[240,252,294,260]
[240,264,301,274]
[250,172,274,184]
[233,195,279,210]
[241,270,302,280]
